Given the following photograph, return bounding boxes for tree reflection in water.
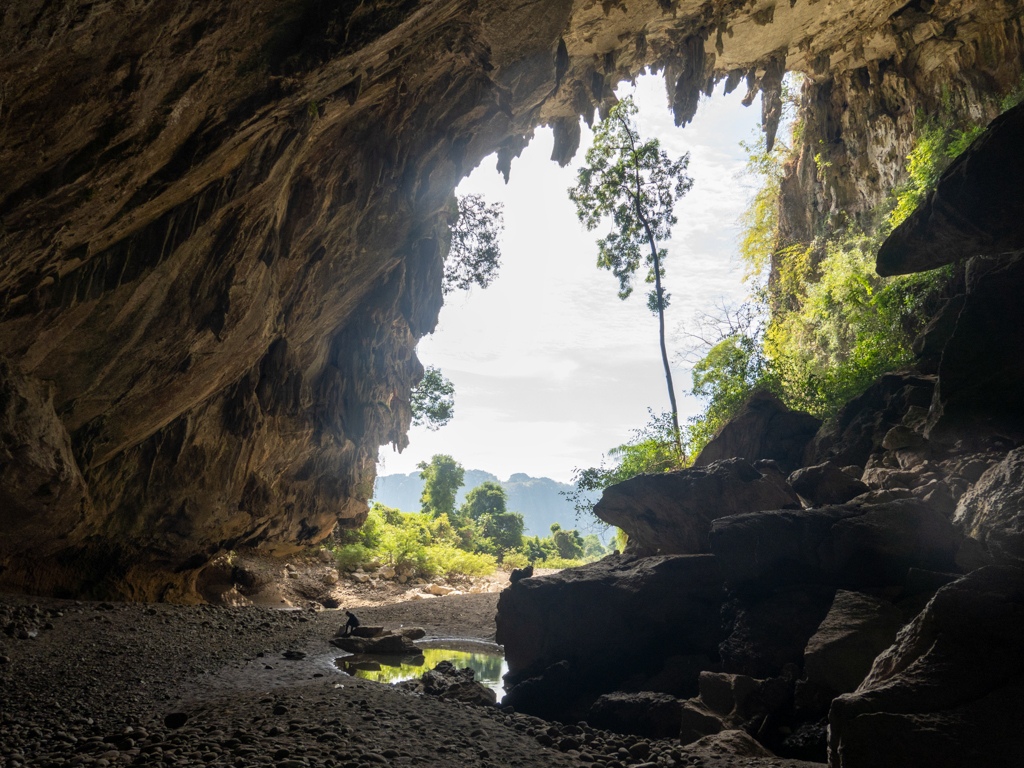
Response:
[334,648,507,695]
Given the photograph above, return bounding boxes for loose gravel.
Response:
[1,594,822,768]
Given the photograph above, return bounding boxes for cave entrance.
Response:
[377,74,764,504]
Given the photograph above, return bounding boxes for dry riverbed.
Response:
[0,591,823,768]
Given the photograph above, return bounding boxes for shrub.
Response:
[420,544,496,578]
[501,550,530,570]
[333,543,372,571]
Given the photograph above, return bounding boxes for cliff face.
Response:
[779,0,1024,244]
[1,0,1021,599]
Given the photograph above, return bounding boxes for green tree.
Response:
[480,511,526,557]
[582,534,607,559]
[418,454,465,518]
[523,535,555,563]
[552,527,585,560]
[410,366,454,431]
[569,96,693,459]
[459,481,508,521]
[444,194,504,294]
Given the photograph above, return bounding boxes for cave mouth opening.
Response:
[379,74,765,490]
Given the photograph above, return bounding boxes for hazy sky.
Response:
[377,74,762,484]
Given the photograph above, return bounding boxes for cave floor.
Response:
[0,593,823,767]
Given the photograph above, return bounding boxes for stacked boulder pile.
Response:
[496,103,1024,767]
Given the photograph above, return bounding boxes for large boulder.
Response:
[803,374,935,469]
[877,102,1024,276]
[788,462,869,506]
[396,660,497,707]
[803,591,904,694]
[680,671,792,744]
[593,459,800,557]
[709,500,961,590]
[692,391,822,474]
[925,252,1024,445]
[718,585,836,678]
[496,554,724,718]
[953,447,1024,564]
[0,358,89,560]
[828,566,1024,768]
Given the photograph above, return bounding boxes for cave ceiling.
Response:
[0,0,1021,599]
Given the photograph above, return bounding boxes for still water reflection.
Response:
[334,646,508,696]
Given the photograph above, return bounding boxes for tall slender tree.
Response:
[569,96,693,459]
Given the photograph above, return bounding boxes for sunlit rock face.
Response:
[1,0,1021,599]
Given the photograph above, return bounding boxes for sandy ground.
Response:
[0,569,824,768]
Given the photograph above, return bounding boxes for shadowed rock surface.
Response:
[496,554,724,719]
[828,566,1024,768]
[788,463,869,507]
[876,102,1024,276]
[693,391,821,474]
[803,591,904,695]
[593,459,800,557]
[953,447,1024,565]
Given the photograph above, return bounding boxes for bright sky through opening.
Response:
[379,74,762,484]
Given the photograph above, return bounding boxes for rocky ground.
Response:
[197,548,518,611]
[0,589,824,768]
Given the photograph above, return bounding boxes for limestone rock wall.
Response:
[1,0,1020,598]
[780,0,1024,245]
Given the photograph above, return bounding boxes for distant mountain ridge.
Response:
[372,470,590,538]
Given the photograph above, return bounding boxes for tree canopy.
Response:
[410,366,455,431]
[444,194,504,295]
[569,96,693,459]
[459,481,508,522]
[417,454,465,518]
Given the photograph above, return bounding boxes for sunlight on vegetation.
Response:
[337,455,612,577]
[564,76,1022,524]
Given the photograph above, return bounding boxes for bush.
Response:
[420,544,496,578]
[501,550,530,570]
[333,543,372,571]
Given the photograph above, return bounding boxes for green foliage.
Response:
[736,130,791,283]
[552,527,584,559]
[410,366,455,431]
[420,543,496,578]
[479,511,525,557]
[333,543,372,571]
[569,96,693,305]
[582,534,608,559]
[682,87,976,449]
[459,481,508,522]
[999,74,1024,113]
[331,503,495,578]
[564,409,683,519]
[686,333,777,456]
[523,535,555,563]
[764,232,952,416]
[445,194,504,295]
[501,550,530,570]
[887,117,984,230]
[418,454,465,518]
